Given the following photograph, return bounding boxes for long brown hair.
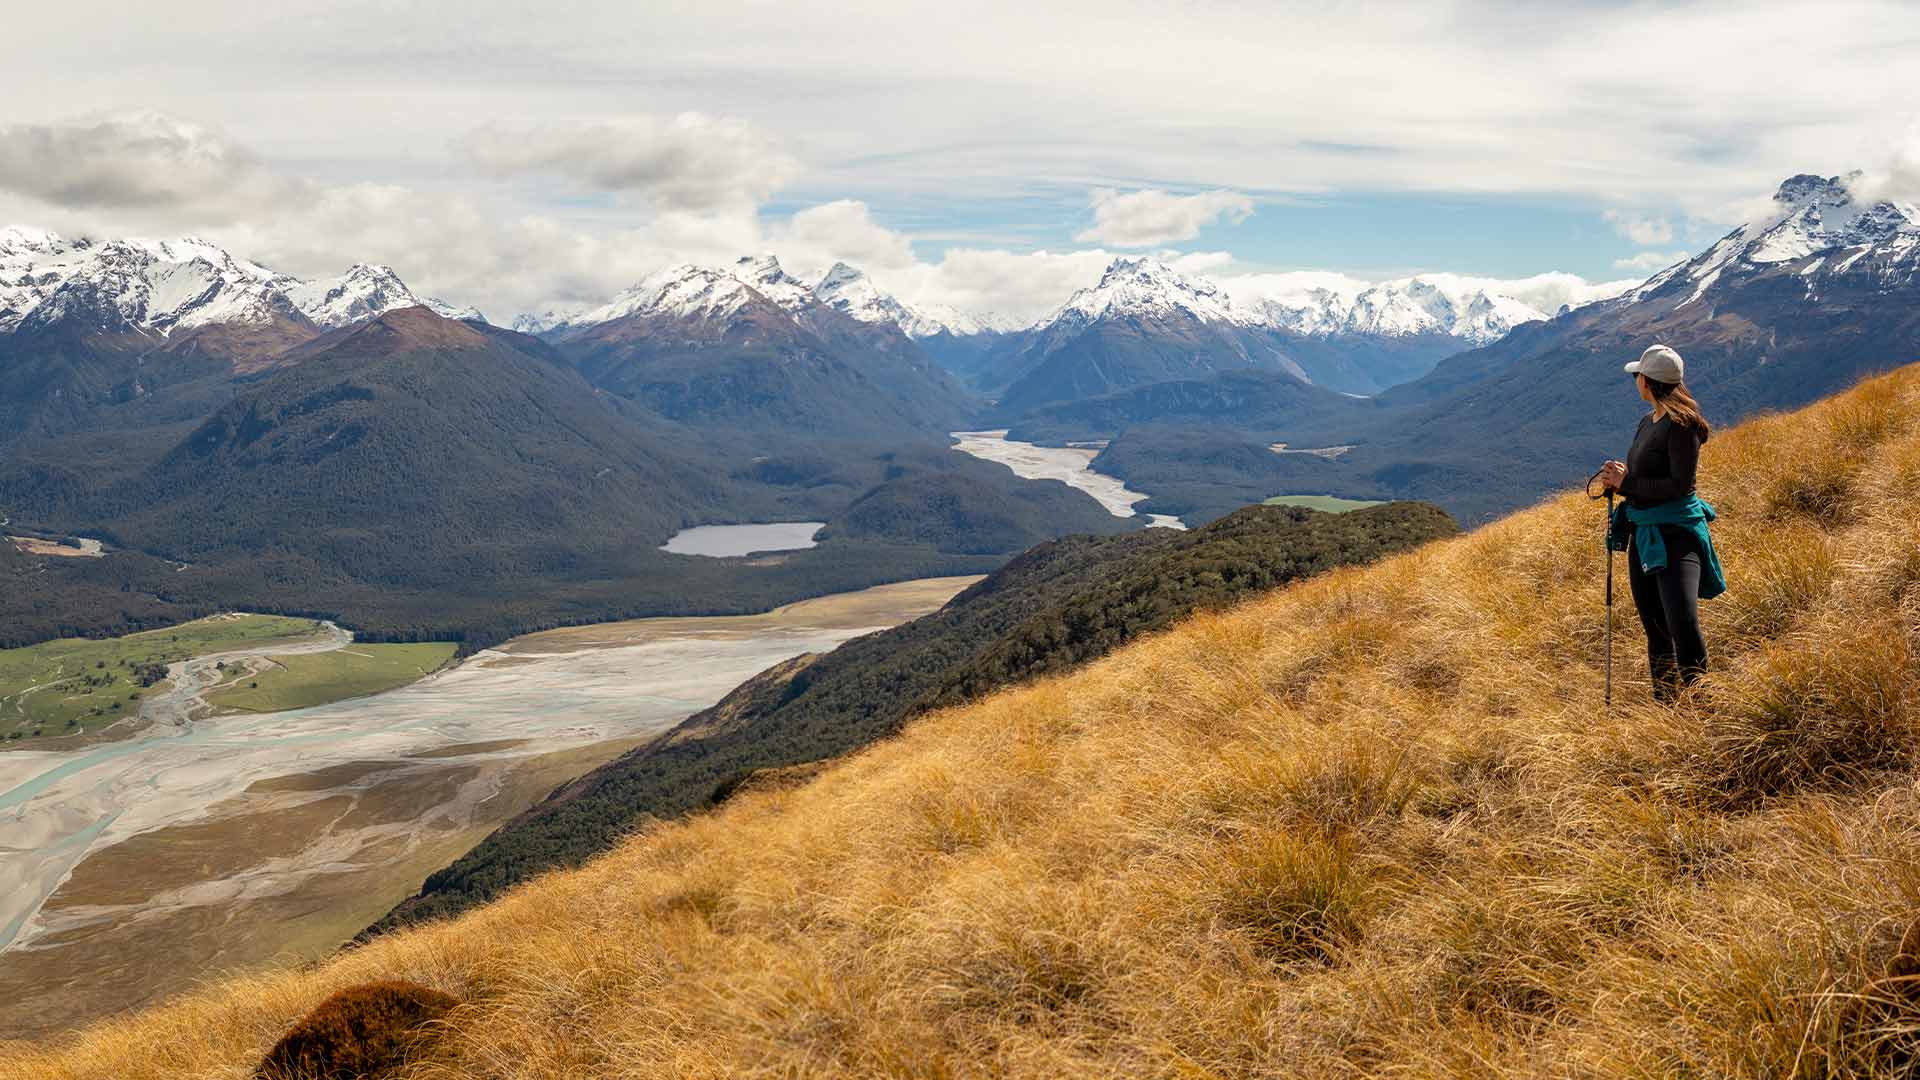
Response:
[1648,378,1711,443]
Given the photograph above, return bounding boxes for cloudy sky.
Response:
[3,0,1918,321]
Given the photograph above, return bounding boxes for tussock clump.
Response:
[1836,915,1920,1074]
[255,980,458,1080]
[1705,520,1837,643]
[1749,378,1914,527]
[909,868,1124,1030]
[1189,726,1422,838]
[1271,729,1423,834]
[1393,867,1598,1026]
[1203,829,1371,965]
[1675,618,1916,807]
[14,366,1920,1080]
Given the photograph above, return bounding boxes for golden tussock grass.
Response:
[8,366,1920,1078]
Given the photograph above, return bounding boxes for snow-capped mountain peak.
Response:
[570,263,757,326]
[1747,172,1918,263]
[732,253,813,312]
[1342,276,1550,344]
[284,263,483,328]
[1,224,68,259]
[1,229,483,337]
[1455,289,1547,344]
[812,261,1018,337]
[1036,258,1553,346]
[813,261,912,325]
[2,229,299,336]
[1050,256,1245,327]
[533,255,813,336]
[1632,172,1920,305]
[510,303,592,336]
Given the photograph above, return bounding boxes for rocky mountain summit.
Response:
[0,227,476,338]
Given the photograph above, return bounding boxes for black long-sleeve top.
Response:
[1620,412,1702,508]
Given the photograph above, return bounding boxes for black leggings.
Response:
[1627,525,1707,701]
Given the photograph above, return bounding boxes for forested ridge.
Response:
[370,500,1456,932]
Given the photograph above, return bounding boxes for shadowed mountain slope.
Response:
[0,309,1090,650]
[65,307,725,584]
[1004,368,1379,444]
[547,260,972,442]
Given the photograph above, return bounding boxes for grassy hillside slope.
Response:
[9,367,1920,1078]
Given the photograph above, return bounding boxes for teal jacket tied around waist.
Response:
[1607,494,1726,600]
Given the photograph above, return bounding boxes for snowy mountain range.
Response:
[1357,169,1920,474]
[1,222,1620,369]
[523,254,1018,342]
[528,252,1584,351]
[1626,172,1919,309]
[813,262,1022,338]
[0,226,480,339]
[1245,274,1562,344]
[1039,256,1592,346]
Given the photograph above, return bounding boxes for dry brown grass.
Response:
[8,366,1920,1079]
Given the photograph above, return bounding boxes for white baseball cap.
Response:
[1625,344,1684,384]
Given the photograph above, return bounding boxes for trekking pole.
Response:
[1603,489,1614,713]
[1586,469,1616,713]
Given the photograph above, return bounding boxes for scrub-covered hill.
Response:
[8,365,1920,1079]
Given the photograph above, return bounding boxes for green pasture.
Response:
[0,615,327,743]
[206,643,458,714]
[1262,494,1390,513]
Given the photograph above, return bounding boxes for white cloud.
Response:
[460,113,797,212]
[772,200,916,279]
[1603,210,1674,246]
[1462,271,1641,313]
[0,113,297,221]
[2,1,1918,229]
[1612,250,1687,272]
[872,248,1119,324]
[1163,250,1236,276]
[1846,128,1920,205]
[1075,189,1254,247]
[0,114,771,319]
[1221,268,1638,315]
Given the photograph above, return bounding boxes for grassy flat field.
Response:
[0,615,328,744]
[205,644,458,714]
[499,575,985,654]
[1263,493,1389,512]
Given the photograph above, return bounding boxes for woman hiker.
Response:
[1597,344,1726,703]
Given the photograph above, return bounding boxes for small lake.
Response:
[660,521,826,557]
[949,431,1185,529]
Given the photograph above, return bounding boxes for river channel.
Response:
[0,575,978,1038]
[949,430,1185,529]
